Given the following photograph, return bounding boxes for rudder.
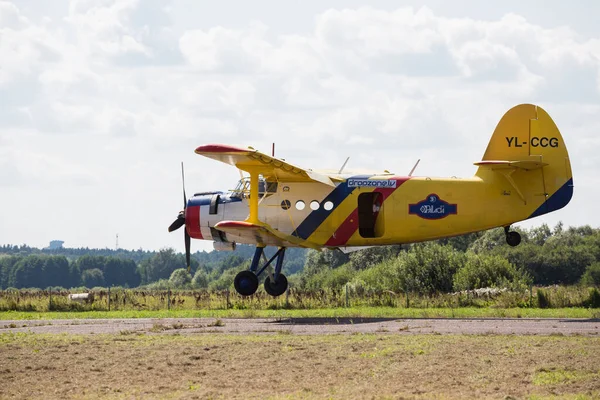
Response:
[476,104,573,218]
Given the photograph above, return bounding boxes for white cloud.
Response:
[0,1,599,250]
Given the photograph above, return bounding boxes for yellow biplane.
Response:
[168,104,573,296]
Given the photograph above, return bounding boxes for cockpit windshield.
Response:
[230,176,278,199]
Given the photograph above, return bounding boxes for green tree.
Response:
[0,256,19,289]
[349,246,402,270]
[10,255,70,288]
[528,223,552,246]
[11,256,44,288]
[581,262,600,286]
[138,248,197,284]
[437,232,484,252]
[536,244,594,284]
[74,255,106,272]
[41,256,70,288]
[81,268,105,287]
[192,269,209,289]
[104,257,140,287]
[169,268,192,288]
[303,249,349,277]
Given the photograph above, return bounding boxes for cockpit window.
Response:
[230,177,277,199]
[264,181,278,193]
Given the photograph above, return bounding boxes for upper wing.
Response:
[195,144,337,186]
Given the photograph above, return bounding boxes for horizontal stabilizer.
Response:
[474,160,548,170]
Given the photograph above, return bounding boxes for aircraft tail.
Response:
[475,104,573,219]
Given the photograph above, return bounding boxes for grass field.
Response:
[0,306,598,321]
[2,286,599,315]
[0,332,598,399]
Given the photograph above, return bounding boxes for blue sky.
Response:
[1,0,598,251]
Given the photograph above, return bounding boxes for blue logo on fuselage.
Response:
[409,194,457,220]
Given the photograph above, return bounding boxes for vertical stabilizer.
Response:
[476,104,573,218]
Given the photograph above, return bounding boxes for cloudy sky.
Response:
[1,0,599,252]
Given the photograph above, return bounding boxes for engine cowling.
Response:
[213,241,236,251]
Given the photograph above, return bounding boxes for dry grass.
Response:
[2,285,599,313]
[0,333,599,399]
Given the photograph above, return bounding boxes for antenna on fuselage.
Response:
[408,159,421,177]
[272,142,275,157]
[338,157,350,174]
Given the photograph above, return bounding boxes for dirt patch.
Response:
[0,333,598,399]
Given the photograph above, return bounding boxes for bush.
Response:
[350,243,464,295]
[351,257,406,294]
[404,243,465,294]
[453,253,530,291]
[169,268,192,288]
[300,263,356,291]
[537,289,551,308]
[586,288,600,308]
[208,269,236,291]
[142,279,171,290]
[581,262,600,286]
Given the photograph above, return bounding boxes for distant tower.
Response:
[116,234,119,250]
[47,240,64,250]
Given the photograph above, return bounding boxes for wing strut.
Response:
[249,170,260,224]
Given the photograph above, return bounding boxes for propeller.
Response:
[168,162,192,272]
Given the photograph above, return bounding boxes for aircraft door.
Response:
[358,192,384,238]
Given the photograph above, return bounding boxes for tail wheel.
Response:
[506,231,521,247]
[264,274,288,297]
[234,271,259,296]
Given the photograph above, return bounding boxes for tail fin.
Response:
[475,104,573,218]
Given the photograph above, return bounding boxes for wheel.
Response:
[264,274,288,297]
[506,231,521,247]
[234,271,259,296]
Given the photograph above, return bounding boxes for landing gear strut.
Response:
[233,247,288,297]
[504,226,521,247]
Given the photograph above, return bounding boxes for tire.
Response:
[506,231,522,247]
[234,270,259,296]
[264,274,288,297]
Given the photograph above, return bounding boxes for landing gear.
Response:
[264,274,288,297]
[233,247,288,297]
[504,226,522,247]
[233,271,259,296]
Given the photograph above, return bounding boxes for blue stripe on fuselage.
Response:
[187,193,242,208]
[292,175,371,239]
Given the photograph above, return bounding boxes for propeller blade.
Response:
[181,162,187,209]
[185,229,191,272]
[171,162,191,272]
[168,216,185,232]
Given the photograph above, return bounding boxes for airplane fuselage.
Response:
[185,168,572,249]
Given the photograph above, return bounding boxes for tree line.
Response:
[1,223,599,291]
[296,223,600,294]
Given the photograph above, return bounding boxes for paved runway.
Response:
[1,317,599,335]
